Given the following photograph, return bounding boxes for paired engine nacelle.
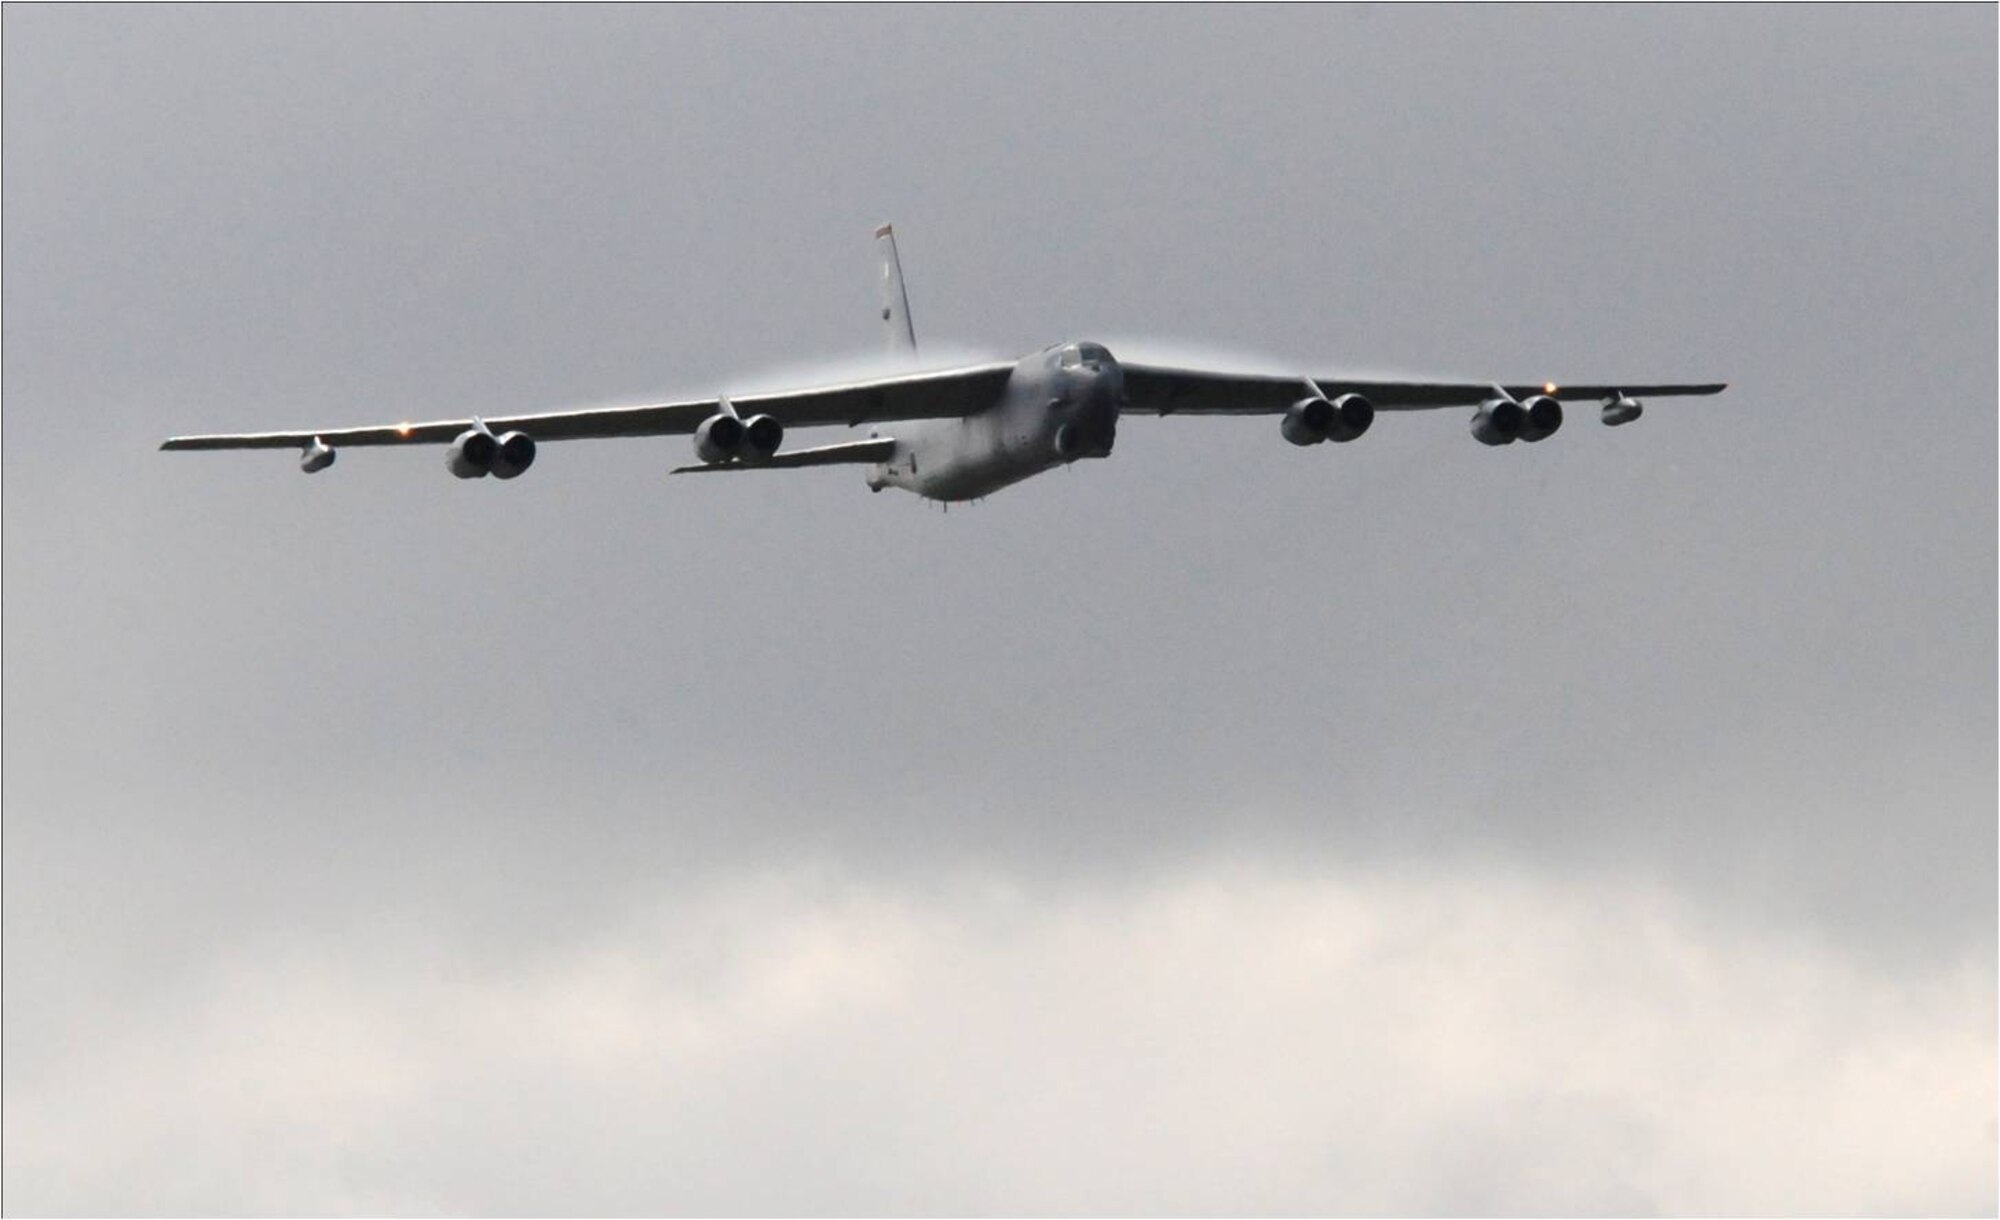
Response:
[693,413,744,463]
[447,428,497,477]
[693,412,783,463]
[446,428,537,478]
[490,432,537,478]
[1517,394,1563,442]
[743,414,783,459]
[1471,394,1562,445]
[1282,392,1374,446]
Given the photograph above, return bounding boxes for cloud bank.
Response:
[8,859,1990,1216]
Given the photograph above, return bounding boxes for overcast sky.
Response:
[5,4,1994,1215]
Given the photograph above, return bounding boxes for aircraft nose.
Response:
[1087,353,1124,403]
[1077,365,1121,454]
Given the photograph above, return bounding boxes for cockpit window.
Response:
[1060,344,1112,369]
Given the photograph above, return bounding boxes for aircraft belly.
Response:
[909,427,1049,501]
[875,357,1097,501]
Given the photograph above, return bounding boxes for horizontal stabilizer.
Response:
[671,437,898,474]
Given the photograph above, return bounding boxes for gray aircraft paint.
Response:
[158,229,1720,500]
[864,228,1125,499]
[875,223,918,358]
[867,343,1123,501]
[12,8,1991,1213]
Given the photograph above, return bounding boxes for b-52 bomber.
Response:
[162,225,1726,502]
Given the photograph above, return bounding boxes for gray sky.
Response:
[5,4,1994,1214]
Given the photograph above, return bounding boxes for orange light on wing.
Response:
[397,423,412,437]
[1543,382,1558,395]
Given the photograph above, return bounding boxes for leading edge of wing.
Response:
[1120,363,1726,415]
[160,361,1015,451]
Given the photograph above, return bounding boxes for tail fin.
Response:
[874,223,917,357]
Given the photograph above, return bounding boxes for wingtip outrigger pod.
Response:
[300,436,335,473]
[1602,392,1644,426]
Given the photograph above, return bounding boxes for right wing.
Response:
[1120,365,1727,415]
[160,361,1013,452]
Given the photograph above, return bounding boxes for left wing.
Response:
[1120,364,1727,414]
[160,361,1013,452]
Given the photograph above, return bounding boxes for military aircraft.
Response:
[161,225,1725,502]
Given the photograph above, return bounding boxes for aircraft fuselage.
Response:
[867,342,1123,501]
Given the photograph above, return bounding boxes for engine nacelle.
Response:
[300,437,335,474]
[1282,396,1335,446]
[1326,393,1374,442]
[1516,394,1563,443]
[446,428,497,478]
[740,414,783,460]
[693,413,745,463]
[1602,394,1644,426]
[1470,397,1525,446]
[489,431,537,479]
[1282,393,1374,446]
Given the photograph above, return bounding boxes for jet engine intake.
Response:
[741,414,784,460]
[1516,394,1563,443]
[1326,393,1374,442]
[447,428,498,478]
[1602,394,1644,426]
[694,413,746,463]
[489,431,537,479]
[1471,397,1525,446]
[1282,396,1335,446]
[1282,392,1373,446]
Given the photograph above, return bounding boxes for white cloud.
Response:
[6,861,1993,1215]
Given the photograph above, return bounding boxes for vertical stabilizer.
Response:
[874,223,917,357]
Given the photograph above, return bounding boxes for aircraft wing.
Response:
[1120,364,1727,414]
[160,361,1015,452]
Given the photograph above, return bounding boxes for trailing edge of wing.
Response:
[670,437,899,474]
[160,362,1013,451]
[1120,363,1727,415]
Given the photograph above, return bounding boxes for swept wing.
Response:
[1120,365,1727,415]
[160,362,1014,452]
